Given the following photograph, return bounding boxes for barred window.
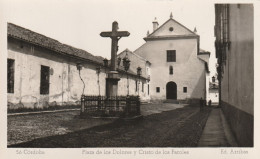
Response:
[183,87,187,93]
[169,66,173,75]
[7,59,15,93]
[40,65,50,94]
[148,84,150,95]
[142,82,144,92]
[156,87,160,93]
[167,50,176,62]
[135,81,138,92]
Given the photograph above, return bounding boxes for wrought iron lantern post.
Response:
[103,58,108,76]
[96,66,101,96]
[76,62,85,113]
[117,57,121,68]
[123,53,130,96]
[76,62,85,95]
[137,66,142,96]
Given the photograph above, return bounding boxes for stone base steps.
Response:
[163,99,180,104]
[123,115,143,121]
[141,101,150,105]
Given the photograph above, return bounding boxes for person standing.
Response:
[208,99,212,107]
[200,97,203,111]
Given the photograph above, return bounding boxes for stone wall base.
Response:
[221,101,253,147]
[7,101,81,110]
[150,98,202,105]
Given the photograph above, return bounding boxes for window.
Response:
[156,87,160,93]
[183,87,187,93]
[169,66,173,75]
[7,59,15,93]
[142,82,144,92]
[135,81,138,92]
[167,50,176,62]
[148,84,150,95]
[40,65,50,94]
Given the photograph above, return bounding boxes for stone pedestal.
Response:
[106,71,120,97]
[101,22,129,97]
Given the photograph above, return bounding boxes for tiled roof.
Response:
[8,23,104,65]
[118,48,151,64]
[199,48,210,55]
[7,23,148,80]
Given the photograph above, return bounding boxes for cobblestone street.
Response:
[8,103,184,145]
[8,104,211,147]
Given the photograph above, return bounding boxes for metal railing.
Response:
[80,95,140,117]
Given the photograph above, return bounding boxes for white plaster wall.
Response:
[221,4,254,115]
[7,38,150,108]
[208,90,219,104]
[206,74,210,103]
[151,19,193,37]
[134,38,206,100]
[118,51,149,78]
[198,54,210,63]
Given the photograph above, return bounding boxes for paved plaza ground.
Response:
[7,103,185,146]
[8,103,236,147]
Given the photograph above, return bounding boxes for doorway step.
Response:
[163,99,180,104]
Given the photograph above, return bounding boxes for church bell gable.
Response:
[146,18,197,39]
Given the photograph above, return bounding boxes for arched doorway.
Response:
[166,82,177,99]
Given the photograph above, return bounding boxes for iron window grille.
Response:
[7,59,15,93]
[167,50,176,62]
[183,87,187,93]
[156,87,160,93]
[169,66,173,74]
[40,65,50,95]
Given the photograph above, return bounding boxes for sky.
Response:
[1,0,217,75]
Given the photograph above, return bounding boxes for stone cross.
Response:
[100,21,130,71]
[100,21,130,97]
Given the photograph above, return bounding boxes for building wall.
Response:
[221,4,254,115]
[134,38,206,100]
[198,54,210,63]
[205,74,210,104]
[218,4,254,146]
[118,74,150,101]
[7,38,149,109]
[150,19,193,37]
[118,51,150,78]
[208,89,219,104]
[206,76,219,104]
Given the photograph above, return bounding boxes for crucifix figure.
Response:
[100,21,130,71]
[100,21,130,96]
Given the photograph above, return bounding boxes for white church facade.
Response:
[133,14,210,101]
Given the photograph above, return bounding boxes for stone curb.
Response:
[219,109,238,146]
[7,108,80,116]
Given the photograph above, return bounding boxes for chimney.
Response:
[194,27,197,33]
[147,30,150,36]
[152,17,159,31]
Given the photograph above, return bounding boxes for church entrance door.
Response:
[166,82,177,99]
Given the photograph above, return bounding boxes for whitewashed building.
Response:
[7,23,149,109]
[133,14,210,101]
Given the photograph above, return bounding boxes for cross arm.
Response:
[100,31,130,38]
[100,32,112,37]
[116,31,130,37]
